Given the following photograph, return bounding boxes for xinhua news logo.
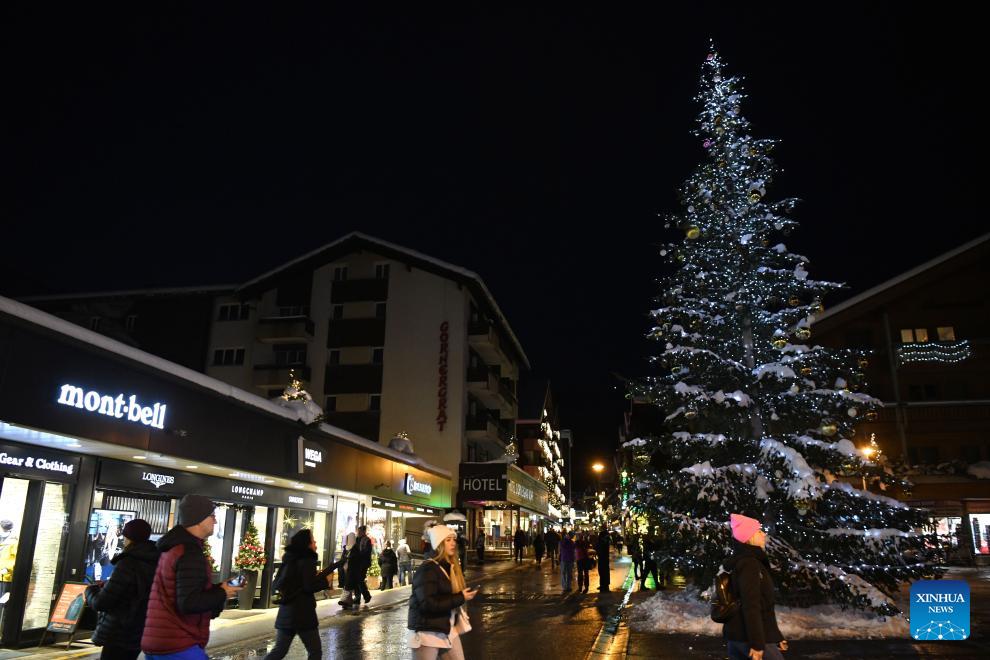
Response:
[910,580,969,641]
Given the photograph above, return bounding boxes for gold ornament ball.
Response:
[684,409,698,420]
[772,338,787,349]
[715,127,725,136]
[800,367,813,376]
[865,411,879,422]
[714,115,723,125]
[788,296,801,307]
[820,423,838,437]
[686,225,701,239]
[858,358,869,369]
[748,192,761,204]
[811,302,825,315]
[748,147,758,157]
[795,328,811,341]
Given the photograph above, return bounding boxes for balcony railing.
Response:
[253,364,311,388]
[256,316,315,343]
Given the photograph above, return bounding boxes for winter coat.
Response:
[141,526,227,654]
[345,536,372,589]
[407,558,465,635]
[397,544,412,564]
[379,548,398,577]
[272,547,331,631]
[533,534,545,557]
[575,539,589,563]
[595,535,611,583]
[559,537,576,563]
[722,543,784,651]
[544,530,560,550]
[474,533,485,550]
[513,529,527,549]
[84,540,160,650]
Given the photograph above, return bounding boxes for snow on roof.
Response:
[237,231,530,369]
[18,284,238,302]
[815,232,990,324]
[0,294,451,478]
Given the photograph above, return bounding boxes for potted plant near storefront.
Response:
[234,523,266,610]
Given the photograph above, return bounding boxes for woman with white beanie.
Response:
[407,524,478,659]
[723,514,787,660]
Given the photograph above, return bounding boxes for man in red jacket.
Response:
[142,495,242,660]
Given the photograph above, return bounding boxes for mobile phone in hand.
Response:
[228,574,246,587]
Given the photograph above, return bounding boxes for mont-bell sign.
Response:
[56,384,167,429]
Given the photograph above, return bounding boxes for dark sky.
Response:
[3,5,983,493]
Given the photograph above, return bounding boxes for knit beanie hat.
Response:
[428,524,456,550]
[178,494,215,526]
[122,518,152,542]
[730,513,762,544]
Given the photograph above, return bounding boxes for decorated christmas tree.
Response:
[626,45,941,615]
[234,523,266,572]
[203,541,219,574]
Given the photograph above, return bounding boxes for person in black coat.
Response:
[723,514,787,660]
[84,519,159,660]
[264,529,340,660]
[345,525,374,605]
[533,531,545,566]
[595,529,611,592]
[379,541,398,590]
[513,528,527,562]
[407,525,478,659]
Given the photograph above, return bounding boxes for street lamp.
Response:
[860,444,876,491]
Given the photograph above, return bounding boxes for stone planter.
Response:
[237,570,259,610]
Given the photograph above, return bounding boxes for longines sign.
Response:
[56,384,167,429]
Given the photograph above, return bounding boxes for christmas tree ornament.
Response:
[865,411,879,421]
[788,296,801,307]
[820,423,838,436]
[772,338,787,349]
[795,328,811,341]
[847,407,859,417]
[686,225,701,239]
[748,192,760,203]
[684,409,698,420]
[800,366,813,376]
[858,358,869,369]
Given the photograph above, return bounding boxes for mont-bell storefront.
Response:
[0,297,450,647]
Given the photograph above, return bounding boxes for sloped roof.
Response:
[815,233,990,324]
[19,284,237,302]
[237,231,530,369]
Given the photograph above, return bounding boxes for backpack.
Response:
[710,571,740,623]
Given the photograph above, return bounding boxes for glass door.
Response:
[21,483,71,631]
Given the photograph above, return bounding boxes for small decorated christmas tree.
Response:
[203,542,218,574]
[234,523,266,572]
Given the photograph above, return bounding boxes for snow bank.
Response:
[630,588,908,639]
[967,461,990,479]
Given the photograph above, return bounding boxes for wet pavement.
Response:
[209,556,632,659]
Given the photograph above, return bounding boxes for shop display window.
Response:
[334,499,359,561]
[0,478,29,632]
[971,513,990,555]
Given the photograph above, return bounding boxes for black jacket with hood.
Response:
[272,546,332,630]
[84,540,161,650]
[407,558,465,635]
[722,542,784,650]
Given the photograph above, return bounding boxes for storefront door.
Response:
[0,478,73,646]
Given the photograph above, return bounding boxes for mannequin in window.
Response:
[0,520,17,603]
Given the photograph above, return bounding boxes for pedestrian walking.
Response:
[559,531,576,591]
[407,525,478,659]
[575,533,591,593]
[513,528,526,562]
[723,514,787,660]
[337,532,355,607]
[640,533,659,590]
[397,539,413,586]
[544,528,560,568]
[264,529,340,660]
[84,519,159,660]
[379,541,398,590]
[342,526,373,607]
[141,495,242,660]
[474,530,486,564]
[595,528,611,592]
[456,531,467,570]
[533,531,545,566]
[629,534,643,580]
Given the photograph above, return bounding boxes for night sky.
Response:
[4,6,983,493]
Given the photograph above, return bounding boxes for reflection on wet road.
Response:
[211,558,630,659]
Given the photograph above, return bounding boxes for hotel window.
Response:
[937,326,956,341]
[372,348,384,364]
[125,314,137,331]
[899,329,914,343]
[89,316,102,331]
[213,347,245,366]
[332,305,344,320]
[274,344,306,365]
[375,263,390,280]
[218,303,250,321]
[375,303,387,319]
[334,266,348,282]
[369,394,382,411]
[325,395,337,412]
[914,328,929,342]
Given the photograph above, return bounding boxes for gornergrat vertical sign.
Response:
[437,321,449,432]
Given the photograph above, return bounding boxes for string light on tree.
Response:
[626,44,940,618]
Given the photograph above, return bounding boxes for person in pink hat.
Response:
[722,513,787,660]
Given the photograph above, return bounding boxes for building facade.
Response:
[0,295,451,647]
[516,380,566,521]
[811,233,990,562]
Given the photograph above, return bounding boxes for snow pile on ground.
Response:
[630,588,908,639]
[967,461,990,479]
